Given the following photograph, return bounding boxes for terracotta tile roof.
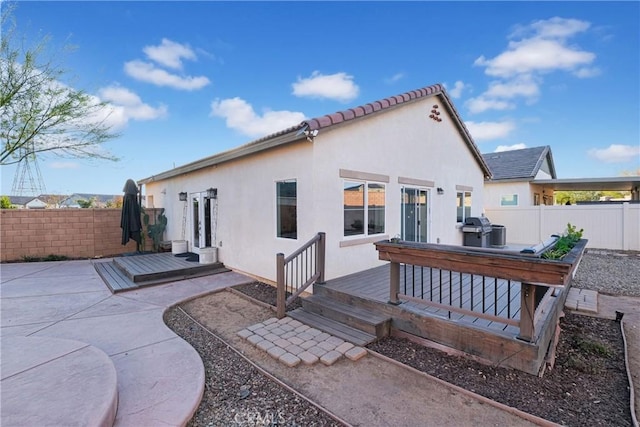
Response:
[139,83,491,184]
[304,84,443,131]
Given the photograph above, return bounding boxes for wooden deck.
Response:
[324,264,522,335]
[94,253,229,293]
[312,264,565,375]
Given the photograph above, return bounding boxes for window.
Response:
[456,191,472,223]
[534,193,541,206]
[500,194,519,206]
[276,180,297,239]
[344,180,385,237]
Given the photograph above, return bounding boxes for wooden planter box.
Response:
[375,238,588,288]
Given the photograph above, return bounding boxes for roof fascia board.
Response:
[438,92,492,178]
[139,130,304,185]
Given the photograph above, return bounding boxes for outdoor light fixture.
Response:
[437,187,444,195]
[178,192,187,201]
[206,188,217,199]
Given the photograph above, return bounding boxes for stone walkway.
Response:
[238,316,367,367]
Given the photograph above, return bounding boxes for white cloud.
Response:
[49,162,79,169]
[465,97,515,114]
[98,86,168,126]
[143,38,196,70]
[124,60,210,91]
[384,72,405,84]
[475,38,595,78]
[588,144,640,163]
[484,75,539,99]
[292,71,359,102]
[465,121,516,141]
[467,17,597,116]
[495,143,527,152]
[447,81,466,99]
[210,97,306,138]
[513,17,591,40]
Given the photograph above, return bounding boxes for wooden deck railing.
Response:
[375,239,587,342]
[276,232,326,318]
[399,264,522,327]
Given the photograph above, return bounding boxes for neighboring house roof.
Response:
[139,83,491,185]
[482,146,557,181]
[60,193,121,207]
[8,196,37,206]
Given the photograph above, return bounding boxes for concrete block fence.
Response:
[0,208,161,262]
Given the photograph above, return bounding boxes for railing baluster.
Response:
[482,276,486,313]
[507,280,512,319]
[420,266,424,299]
[412,265,416,297]
[494,278,498,316]
[470,274,474,312]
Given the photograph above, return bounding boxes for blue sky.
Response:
[2,1,639,196]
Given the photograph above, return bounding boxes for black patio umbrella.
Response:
[121,179,142,248]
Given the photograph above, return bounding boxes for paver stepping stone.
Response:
[345,346,367,361]
[279,353,301,367]
[237,329,253,339]
[247,335,263,346]
[267,346,286,359]
[256,340,275,352]
[308,346,327,358]
[298,351,319,365]
[300,340,316,350]
[320,350,342,366]
[318,340,338,351]
[335,342,354,354]
[285,344,304,356]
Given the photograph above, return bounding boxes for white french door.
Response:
[190,191,217,250]
[401,187,429,243]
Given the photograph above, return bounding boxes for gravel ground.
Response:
[164,250,637,426]
[164,308,343,427]
[573,249,640,297]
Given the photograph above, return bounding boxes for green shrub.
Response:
[542,223,584,260]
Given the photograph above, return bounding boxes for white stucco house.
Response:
[138,83,491,283]
[482,146,557,207]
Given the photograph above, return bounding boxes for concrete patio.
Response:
[0,259,253,426]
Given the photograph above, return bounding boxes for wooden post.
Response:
[276,253,286,319]
[389,261,400,305]
[518,282,536,342]
[317,232,326,284]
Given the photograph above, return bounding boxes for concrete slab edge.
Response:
[175,307,353,427]
[621,320,639,427]
[366,350,560,427]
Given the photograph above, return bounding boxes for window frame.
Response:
[343,179,386,238]
[456,190,472,223]
[276,179,297,240]
[500,194,519,206]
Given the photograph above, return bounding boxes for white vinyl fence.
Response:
[485,203,639,251]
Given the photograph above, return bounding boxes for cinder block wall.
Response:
[0,209,158,262]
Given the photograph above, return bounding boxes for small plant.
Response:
[21,254,70,262]
[143,208,167,252]
[542,223,584,260]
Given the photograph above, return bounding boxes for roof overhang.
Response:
[533,177,640,192]
[138,128,306,185]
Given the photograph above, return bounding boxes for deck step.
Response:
[94,261,136,293]
[94,260,230,293]
[288,308,378,346]
[302,294,391,338]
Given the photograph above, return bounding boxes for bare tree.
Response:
[0,4,119,165]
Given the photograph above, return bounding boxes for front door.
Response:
[401,187,429,243]
[190,191,217,250]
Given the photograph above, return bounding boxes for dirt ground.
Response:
[180,291,542,427]
[593,294,640,422]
